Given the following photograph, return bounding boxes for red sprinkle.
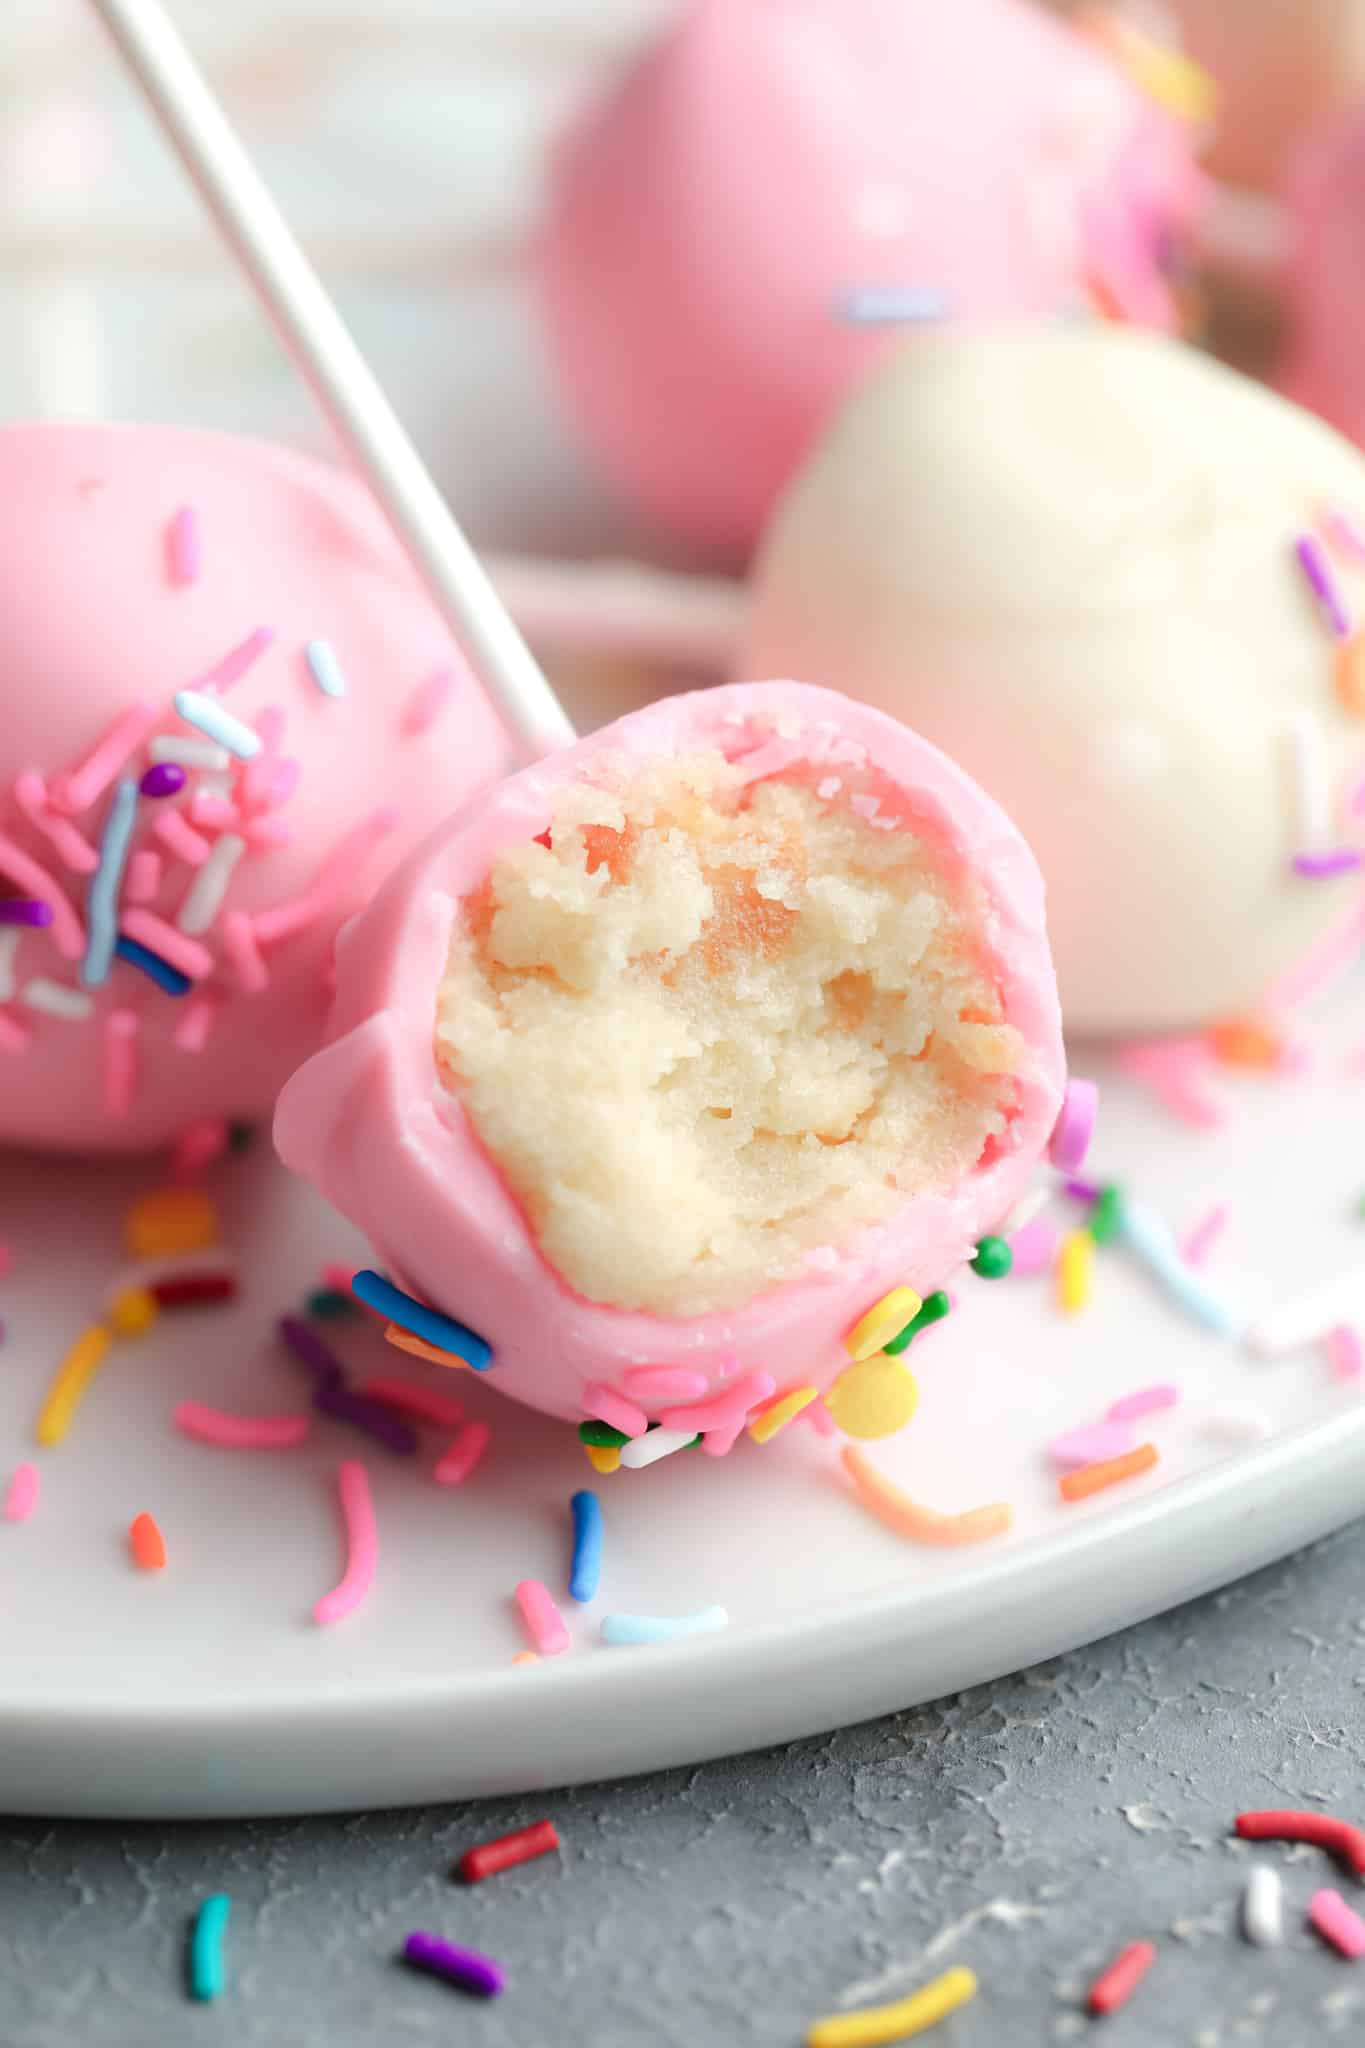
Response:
[457,1819,560,1884]
[1087,1940,1156,2016]
[1235,1809,1365,1874]
[150,1271,238,1310]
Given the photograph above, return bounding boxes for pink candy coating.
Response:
[539,0,1204,558]
[0,423,510,1152]
[276,681,1065,1428]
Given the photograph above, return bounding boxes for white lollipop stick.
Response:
[87,0,574,762]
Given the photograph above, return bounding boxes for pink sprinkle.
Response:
[175,1401,311,1450]
[313,1460,377,1626]
[1107,1384,1181,1423]
[252,758,300,816]
[1181,1203,1230,1267]
[1324,507,1365,563]
[170,1117,230,1178]
[153,809,211,866]
[1047,1420,1136,1468]
[799,1397,838,1438]
[1118,1038,1227,1130]
[3,1462,39,1523]
[52,700,160,816]
[701,1415,748,1458]
[12,773,98,874]
[253,807,399,945]
[1008,1215,1060,1277]
[401,664,456,736]
[0,1012,32,1055]
[173,996,220,1053]
[125,848,162,904]
[1326,1326,1364,1380]
[119,909,213,982]
[244,816,293,851]
[195,625,274,693]
[582,1383,649,1439]
[434,1420,491,1487]
[166,505,201,586]
[659,1369,777,1434]
[1263,893,1365,1014]
[222,911,269,992]
[1049,1077,1098,1171]
[1311,1888,1365,1959]
[188,793,238,833]
[0,836,83,958]
[356,1377,465,1430]
[621,1366,710,1403]
[102,1009,139,1118]
[515,1578,570,1657]
[0,1245,13,1277]
[239,707,286,811]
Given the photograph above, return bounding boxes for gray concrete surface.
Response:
[5,1520,1364,2046]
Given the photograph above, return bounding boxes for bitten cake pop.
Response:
[0,420,509,1153]
[277,682,1066,1433]
[745,329,1365,1037]
[537,0,1206,561]
[1168,0,1365,192]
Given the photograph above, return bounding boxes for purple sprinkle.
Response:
[1292,849,1362,878]
[1325,507,1365,564]
[315,1382,417,1456]
[139,763,186,801]
[1295,532,1354,640]
[1107,1383,1181,1423]
[403,1932,504,1998]
[0,899,53,927]
[1065,1177,1101,1204]
[277,1314,345,1389]
[196,626,275,694]
[167,505,201,587]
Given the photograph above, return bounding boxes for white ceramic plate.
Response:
[1,992,1363,1819]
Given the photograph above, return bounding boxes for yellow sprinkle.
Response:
[748,1385,818,1445]
[584,1442,622,1475]
[1057,1228,1094,1314]
[384,1322,471,1370]
[844,1287,922,1362]
[124,1185,219,1260]
[807,1966,977,2048]
[36,1324,112,1446]
[1081,12,1218,123]
[825,1356,919,1441]
[108,1285,159,1338]
[512,1650,540,1666]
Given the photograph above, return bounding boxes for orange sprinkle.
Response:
[842,1447,1013,1547]
[384,1322,471,1370]
[512,1651,540,1667]
[129,1511,166,1570]
[1337,634,1365,718]
[1208,1018,1282,1070]
[1059,1442,1159,1503]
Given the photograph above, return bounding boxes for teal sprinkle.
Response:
[883,1289,951,1355]
[189,1893,230,2002]
[306,1288,355,1320]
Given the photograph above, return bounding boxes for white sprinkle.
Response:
[304,638,347,699]
[1285,710,1330,853]
[21,978,93,1021]
[1001,1184,1049,1235]
[177,834,245,936]
[1202,1406,1272,1445]
[619,1426,697,1469]
[1248,1272,1365,1356]
[173,690,261,761]
[147,735,231,772]
[0,929,19,1003]
[1243,1865,1284,1947]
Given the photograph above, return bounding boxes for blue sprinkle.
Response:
[568,1490,603,1604]
[350,1270,492,1370]
[173,688,262,761]
[601,1606,728,1648]
[1119,1200,1245,1339]
[82,778,139,988]
[305,638,347,699]
[189,1893,230,2002]
[114,935,191,997]
[838,285,949,326]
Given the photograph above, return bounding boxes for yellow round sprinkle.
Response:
[807,1965,977,2048]
[36,1324,112,1447]
[1057,1228,1094,1315]
[125,1185,220,1260]
[109,1285,159,1338]
[748,1385,818,1445]
[825,1356,919,1441]
[584,1442,622,1475]
[843,1287,922,1362]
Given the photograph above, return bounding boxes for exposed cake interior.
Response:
[435,747,1025,1316]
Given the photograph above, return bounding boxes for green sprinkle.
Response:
[578,1420,629,1448]
[189,1892,230,2002]
[971,1235,1013,1279]
[1090,1185,1125,1246]
[883,1289,951,1355]
[306,1287,356,1320]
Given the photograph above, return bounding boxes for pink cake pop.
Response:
[277,681,1066,1432]
[1167,0,1365,193]
[538,0,1207,561]
[0,420,510,1153]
